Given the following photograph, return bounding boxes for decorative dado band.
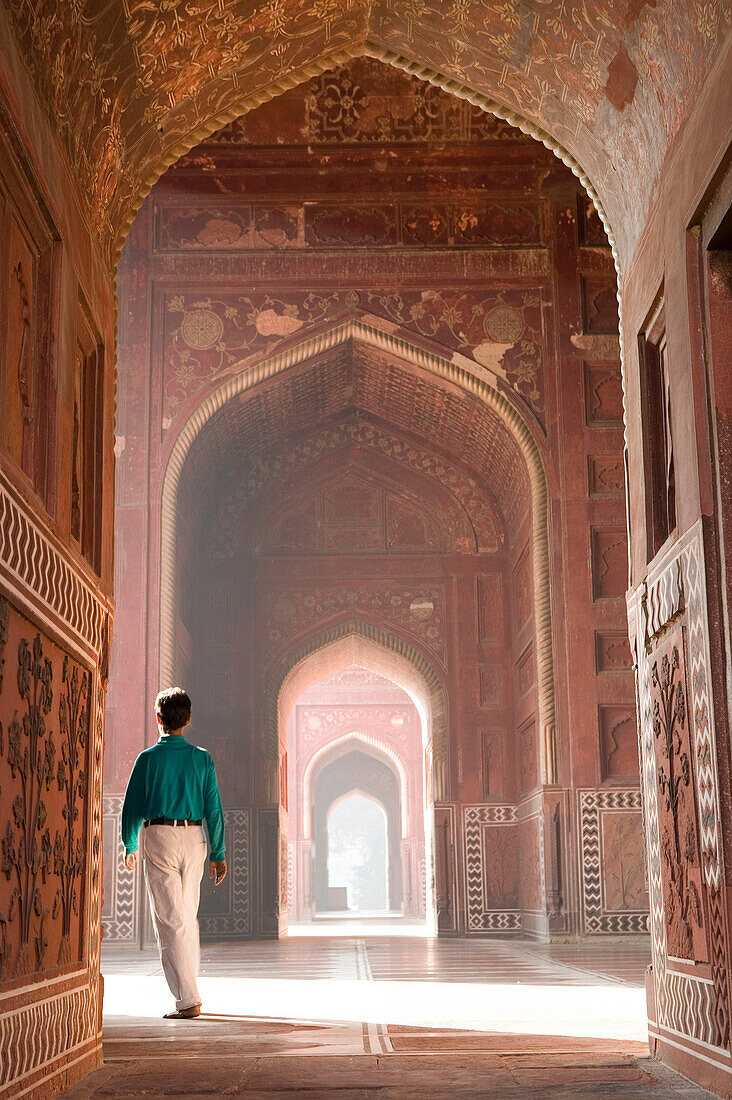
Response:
[158,318,557,784]
[0,983,96,1090]
[265,617,448,802]
[641,556,684,648]
[0,471,109,658]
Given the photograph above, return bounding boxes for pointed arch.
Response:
[159,317,558,781]
[266,619,447,800]
[113,42,619,271]
[302,732,409,839]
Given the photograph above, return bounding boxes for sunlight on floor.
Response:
[102,972,648,1042]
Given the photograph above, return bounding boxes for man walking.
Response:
[122,687,227,1019]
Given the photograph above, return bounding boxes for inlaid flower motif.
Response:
[439,303,463,328]
[321,75,368,136]
[262,0,288,38]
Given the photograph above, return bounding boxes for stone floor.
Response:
[63,936,715,1098]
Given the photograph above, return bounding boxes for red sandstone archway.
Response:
[1,7,731,1098]
[273,626,436,933]
[158,321,558,784]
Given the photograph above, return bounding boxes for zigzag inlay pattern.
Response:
[665,971,718,1046]
[200,810,250,936]
[463,804,520,932]
[578,789,647,934]
[644,557,683,643]
[681,535,729,1044]
[102,796,136,941]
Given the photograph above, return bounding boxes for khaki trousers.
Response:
[142,824,208,1011]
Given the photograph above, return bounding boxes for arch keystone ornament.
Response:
[159,319,558,785]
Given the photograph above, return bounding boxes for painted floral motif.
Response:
[163,288,545,424]
[364,288,544,420]
[164,291,346,418]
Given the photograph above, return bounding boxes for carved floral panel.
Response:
[650,626,708,962]
[0,595,92,980]
[600,811,647,912]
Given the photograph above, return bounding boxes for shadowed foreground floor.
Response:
[63,937,713,1098]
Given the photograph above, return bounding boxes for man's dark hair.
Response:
[155,687,191,732]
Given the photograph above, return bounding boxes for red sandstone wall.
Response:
[621,42,732,1092]
[0,16,114,1097]
[0,5,729,1097]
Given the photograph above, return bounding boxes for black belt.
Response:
[144,818,202,827]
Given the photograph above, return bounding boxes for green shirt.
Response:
[121,734,226,861]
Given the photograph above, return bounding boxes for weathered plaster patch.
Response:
[361,313,399,333]
[471,341,512,379]
[254,309,304,336]
[570,333,621,358]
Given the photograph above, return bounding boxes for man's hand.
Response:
[210,859,227,886]
[124,852,137,870]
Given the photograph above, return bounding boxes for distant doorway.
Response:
[280,650,436,936]
[326,792,389,914]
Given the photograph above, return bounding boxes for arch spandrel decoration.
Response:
[158,319,558,784]
[268,619,447,800]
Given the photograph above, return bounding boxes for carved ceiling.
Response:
[177,340,530,549]
[2,1,727,268]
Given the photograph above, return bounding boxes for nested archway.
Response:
[271,623,441,800]
[160,319,558,783]
[302,732,410,841]
[110,62,639,956]
[275,627,431,928]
